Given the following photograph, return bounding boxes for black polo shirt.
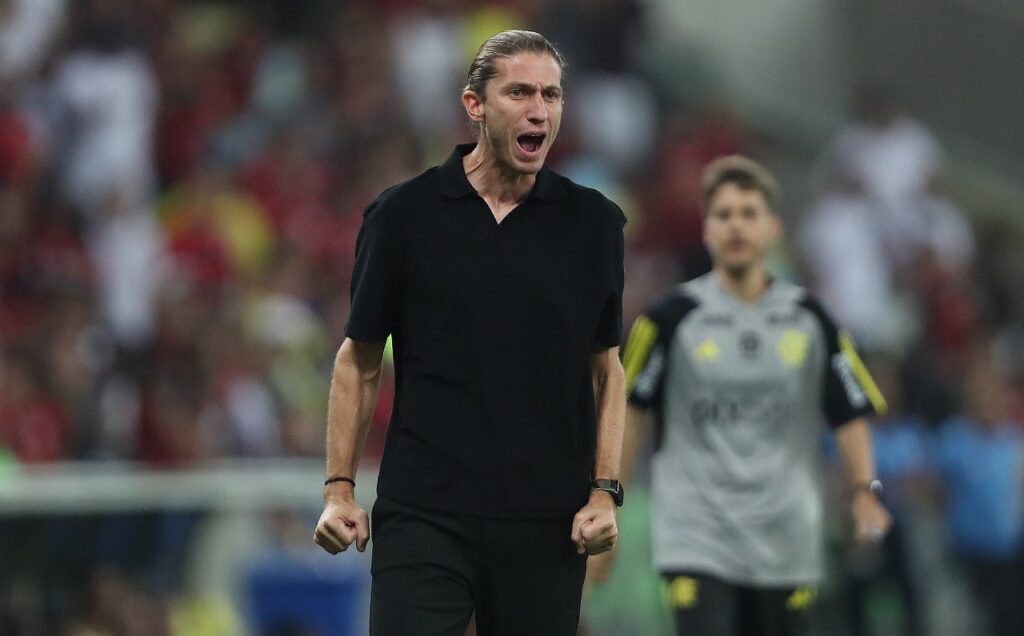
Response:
[346,143,625,519]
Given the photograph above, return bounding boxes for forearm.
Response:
[618,405,649,488]
[592,348,626,479]
[324,338,384,483]
[834,417,877,487]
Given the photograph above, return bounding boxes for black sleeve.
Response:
[593,203,627,348]
[624,292,698,410]
[800,295,887,427]
[345,197,404,342]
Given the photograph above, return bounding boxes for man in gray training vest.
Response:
[589,155,891,636]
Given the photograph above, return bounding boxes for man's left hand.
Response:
[571,490,618,555]
[851,490,892,544]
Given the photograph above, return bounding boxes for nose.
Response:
[526,91,547,124]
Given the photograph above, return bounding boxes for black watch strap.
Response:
[591,478,624,506]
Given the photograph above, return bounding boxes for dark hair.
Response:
[463,30,566,102]
[701,155,779,213]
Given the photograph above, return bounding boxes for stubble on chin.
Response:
[721,260,752,280]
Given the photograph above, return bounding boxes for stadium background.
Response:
[1,0,1022,634]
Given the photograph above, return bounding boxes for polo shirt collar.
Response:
[438,143,562,202]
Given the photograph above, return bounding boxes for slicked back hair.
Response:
[463,30,566,104]
[701,155,779,214]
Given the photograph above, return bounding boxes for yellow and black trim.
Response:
[623,315,659,392]
[798,294,886,427]
[837,330,888,415]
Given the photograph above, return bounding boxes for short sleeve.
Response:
[801,296,888,427]
[345,200,403,342]
[593,205,626,347]
[624,292,698,410]
[624,314,666,408]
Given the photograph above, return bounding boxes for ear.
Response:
[463,90,485,124]
[701,216,713,251]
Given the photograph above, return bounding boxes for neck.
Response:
[714,263,770,303]
[463,141,536,207]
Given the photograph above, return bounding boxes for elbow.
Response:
[595,359,626,397]
[334,338,385,385]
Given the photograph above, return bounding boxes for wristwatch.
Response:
[591,479,624,507]
[851,479,883,499]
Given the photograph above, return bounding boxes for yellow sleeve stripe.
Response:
[838,331,888,415]
[623,315,659,391]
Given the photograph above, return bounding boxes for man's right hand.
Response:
[314,488,370,554]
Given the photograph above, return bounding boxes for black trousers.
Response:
[662,571,815,636]
[964,555,1024,636]
[369,496,587,636]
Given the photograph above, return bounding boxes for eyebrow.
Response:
[502,81,562,93]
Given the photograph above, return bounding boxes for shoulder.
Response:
[643,283,701,331]
[552,172,627,228]
[363,165,441,221]
[789,286,840,335]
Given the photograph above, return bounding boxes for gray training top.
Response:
[624,273,884,586]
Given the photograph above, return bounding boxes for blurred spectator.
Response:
[810,87,954,347]
[798,171,907,351]
[815,83,942,214]
[390,1,467,146]
[840,356,929,636]
[936,343,1024,636]
[51,0,158,218]
[0,103,38,185]
[0,347,71,462]
[0,0,66,85]
[87,189,171,351]
[160,162,275,289]
[570,73,658,175]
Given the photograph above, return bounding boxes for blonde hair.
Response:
[463,30,566,102]
[701,155,779,213]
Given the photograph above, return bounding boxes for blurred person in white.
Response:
[936,340,1024,636]
[51,0,158,219]
[799,172,974,353]
[389,0,466,146]
[798,170,905,351]
[589,156,891,636]
[314,30,626,636]
[570,73,657,176]
[0,0,66,84]
[86,185,171,352]
[814,84,961,291]
[815,83,942,217]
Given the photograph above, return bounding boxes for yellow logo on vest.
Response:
[694,338,721,362]
[667,576,700,609]
[776,330,810,368]
[785,586,817,612]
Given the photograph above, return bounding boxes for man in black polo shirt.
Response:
[313,30,627,636]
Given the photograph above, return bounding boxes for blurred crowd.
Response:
[1,0,1023,634]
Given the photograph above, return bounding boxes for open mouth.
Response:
[516,133,546,154]
[726,239,748,251]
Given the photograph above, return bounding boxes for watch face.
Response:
[592,479,624,506]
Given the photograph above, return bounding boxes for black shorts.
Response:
[369,496,587,636]
[662,571,815,636]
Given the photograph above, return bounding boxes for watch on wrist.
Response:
[851,479,883,499]
[591,478,624,507]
